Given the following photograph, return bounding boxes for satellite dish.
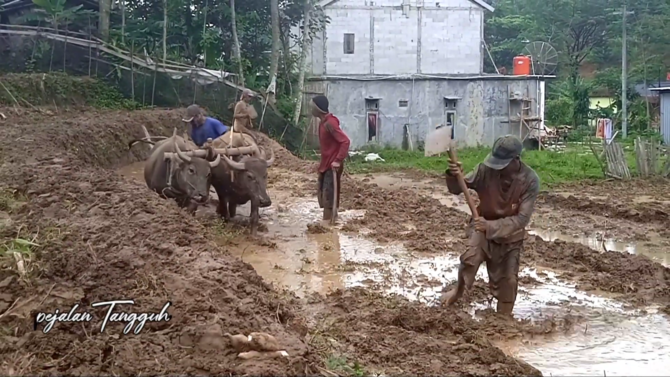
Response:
[523,41,558,75]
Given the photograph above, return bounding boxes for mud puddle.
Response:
[117,164,670,376]
[358,173,670,266]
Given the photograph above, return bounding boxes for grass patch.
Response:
[308,319,372,377]
[209,219,245,246]
[345,144,655,187]
[0,189,27,213]
[325,355,366,377]
[0,72,140,110]
[2,234,38,282]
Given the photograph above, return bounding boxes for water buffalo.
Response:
[211,147,275,235]
[144,133,221,213]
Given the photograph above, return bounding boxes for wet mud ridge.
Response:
[538,192,669,225]
[0,107,539,376]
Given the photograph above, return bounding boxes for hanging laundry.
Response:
[367,113,377,142]
[596,118,605,139]
[604,118,613,141]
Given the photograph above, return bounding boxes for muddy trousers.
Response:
[451,231,522,314]
[317,167,343,220]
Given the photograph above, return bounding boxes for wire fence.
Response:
[0,24,304,153]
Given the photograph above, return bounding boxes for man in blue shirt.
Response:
[181,104,229,147]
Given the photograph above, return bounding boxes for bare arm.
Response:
[484,175,540,240]
[445,164,482,195]
[233,102,248,120]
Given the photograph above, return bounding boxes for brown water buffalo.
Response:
[211,147,275,235]
[144,133,221,214]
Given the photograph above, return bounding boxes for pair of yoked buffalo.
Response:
[135,129,274,235]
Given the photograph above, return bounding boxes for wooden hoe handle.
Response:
[447,148,479,219]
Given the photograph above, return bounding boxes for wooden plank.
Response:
[634,138,645,177]
[603,141,631,180]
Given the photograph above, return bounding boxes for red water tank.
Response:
[513,56,531,75]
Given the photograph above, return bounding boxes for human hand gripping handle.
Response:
[447,148,482,231]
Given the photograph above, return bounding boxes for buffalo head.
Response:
[170,136,221,205]
[220,147,275,207]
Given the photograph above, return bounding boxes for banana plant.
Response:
[21,0,95,71]
[23,0,84,30]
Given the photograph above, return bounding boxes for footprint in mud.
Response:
[306,222,329,234]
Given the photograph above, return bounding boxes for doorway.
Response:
[365,99,380,142]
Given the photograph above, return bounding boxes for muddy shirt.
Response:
[233,100,258,132]
[445,162,540,243]
[318,114,351,173]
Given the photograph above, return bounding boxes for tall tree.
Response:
[292,0,312,126]
[268,0,280,104]
[162,0,167,62]
[98,0,111,40]
[230,0,244,86]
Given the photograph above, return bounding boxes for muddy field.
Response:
[0,107,669,376]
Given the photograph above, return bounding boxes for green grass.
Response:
[346,143,648,187]
[325,355,366,377]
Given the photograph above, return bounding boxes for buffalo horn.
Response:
[209,153,221,167]
[221,154,245,171]
[172,129,192,162]
[265,148,275,167]
[142,125,152,140]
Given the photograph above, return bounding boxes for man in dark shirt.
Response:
[311,95,351,222]
[440,135,540,315]
[181,104,229,147]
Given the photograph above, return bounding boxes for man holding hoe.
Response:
[311,95,350,222]
[439,135,540,315]
[233,89,259,135]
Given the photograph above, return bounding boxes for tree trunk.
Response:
[121,0,125,45]
[291,0,312,126]
[49,21,58,72]
[162,0,168,63]
[202,0,208,64]
[279,18,293,96]
[268,0,280,104]
[230,0,245,87]
[98,0,111,41]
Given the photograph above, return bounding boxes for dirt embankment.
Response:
[0,108,319,375]
[539,179,670,226]
[538,192,669,225]
[0,107,538,376]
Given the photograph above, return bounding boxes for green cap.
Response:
[483,135,523,170]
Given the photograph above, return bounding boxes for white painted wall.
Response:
[296,0,486,76]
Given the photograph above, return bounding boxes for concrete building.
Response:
[649,86,670,145]
[298,0,549,149]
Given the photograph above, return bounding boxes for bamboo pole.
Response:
[130,39,135,101]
